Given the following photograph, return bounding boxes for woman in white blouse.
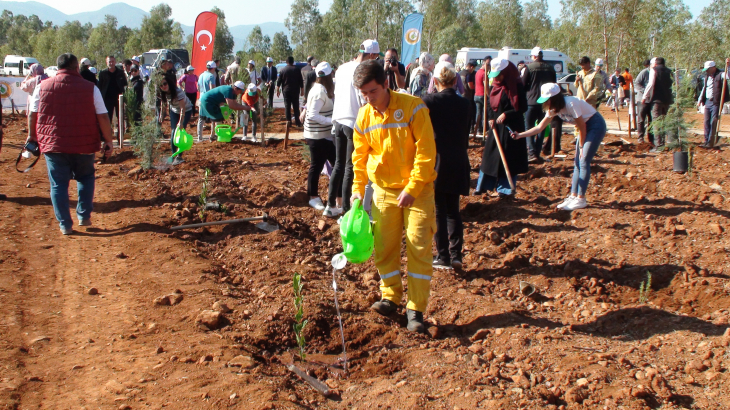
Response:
[304,62,341,213]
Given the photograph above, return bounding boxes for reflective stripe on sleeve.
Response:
[409,104,426,123]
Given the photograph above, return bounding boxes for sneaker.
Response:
[309,197,325,211]
[60,226,73,235]
[528,154,539,163]
[78,217,92,227]
[406,309,426,333]
[451,258,463,270]
[323,205,343,218]
[433,256,452,270]
[172,156,185,165]
[556,196,576,209]
[563,197,587,211]
[371,299,398,316]
[336,216,343,225]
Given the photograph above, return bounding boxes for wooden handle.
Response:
[492,127,515,191]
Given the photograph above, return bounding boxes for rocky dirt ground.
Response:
[0,107,729,410]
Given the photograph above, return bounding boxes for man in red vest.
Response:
[26,53,114,235]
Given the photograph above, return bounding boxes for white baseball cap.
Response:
[233,81,246,90]
[80,58,91,66]
[315,61,332,77]
[266,57,273,62]
[488,58,509,78]
[530,46,542,57]
[703,61,716,71]
[206,61,217,69]
[186,65,194,71]
[537,83,561,103]
[248,60,255,65]
[359,39,383,56]
[131,56,140,62]
[650,57,657,65]
[89,67,97,74]
[247,83,258,95]
[433,61,455,82]
[595,58,604,66]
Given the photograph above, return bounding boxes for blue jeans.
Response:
[572,114,606,196]
[525,105,546,156]
[476,171,518,195]
[45,153,96,230]
[169,108,193,154]
[474,96,485,133]
[703,100,719,145]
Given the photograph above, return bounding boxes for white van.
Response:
[455,47,572,77]
[3,55,40,76]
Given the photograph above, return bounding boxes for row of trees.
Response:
[0,5,295,69]
[285,0,730,72]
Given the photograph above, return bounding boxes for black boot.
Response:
[406,309,425,333]
[371,299,397,316]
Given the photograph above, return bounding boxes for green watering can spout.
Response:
[339,198,374,264]
[170,128,193,159]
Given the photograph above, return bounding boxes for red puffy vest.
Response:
[36,69,100,154]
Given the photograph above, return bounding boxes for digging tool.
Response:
[550,126,556,158]
[712,59,729,147]
[491,127,515,191]
[330,253,348,373]
[614,89,622,131]
[284,121,290,149]
[483,64,489,146]
[170,213,277,231]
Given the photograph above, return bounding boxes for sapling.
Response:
[639,271,652,304]
[129,72,164,169]
[292,272,308,361]
[198,168,211,220]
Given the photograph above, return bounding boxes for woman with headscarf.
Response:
[409,52,434,97]
[20,64,49,116]
[476,58,528,197]
[422,61,471,270]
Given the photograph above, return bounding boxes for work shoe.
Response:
[60,226,73,235]
[433,256,452,270]
[323,205,343,218]
[563,197,587,211]
[406,309,426,333]
[371,299,398,316]
[451,257,463,270]
[556,196,576,209]
[309,197,325,211]
[528,154,539,163]
[78,217,92,227]
[172,156,185,165]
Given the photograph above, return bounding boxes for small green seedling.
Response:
[198,168,211,220]
[639,271,652,304]
[293,272,308,361]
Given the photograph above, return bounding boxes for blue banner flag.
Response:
[400,13,424,67]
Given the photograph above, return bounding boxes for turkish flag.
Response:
[191,12,218,79]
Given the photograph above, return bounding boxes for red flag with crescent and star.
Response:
[191,11,218,79]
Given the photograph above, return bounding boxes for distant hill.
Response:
[0,1,288,52]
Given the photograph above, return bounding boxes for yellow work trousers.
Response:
[371,184,436,312]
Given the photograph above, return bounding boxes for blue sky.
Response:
[20,0,713,27]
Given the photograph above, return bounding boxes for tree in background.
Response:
[211,7,234,62]
[285,0,322,59]
[32,21,91,66]
[87,15,132,64]
[269,32,293,63]
[0,11,50,57]
[125,4,183,56]
[237,26,272,68]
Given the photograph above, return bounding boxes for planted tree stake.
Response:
[287,364,331,397]
[712,59,729,147]
[331,264,348,373]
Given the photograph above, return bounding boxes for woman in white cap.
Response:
[247,60,260,86]
[409,52,434,97]
[304,62,339,212]
[241,84,262,141]
[158,72,194,164]
[511,83,606,210]
[476,58,527,197]
[178,66,199,112]
[422,61,471,270]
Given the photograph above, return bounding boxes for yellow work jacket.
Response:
[352,90,437,198]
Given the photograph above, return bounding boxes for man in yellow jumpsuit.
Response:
[350,60,437,333]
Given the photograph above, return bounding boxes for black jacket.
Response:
[521,61,556,105]
[80,67,98,85]
[304,69,317,100]
[277,64,303,94]
[130,75,144,105]
[422,88,472,195]
[480,83,528,178]
[98,67,128,99]
[261,65,278,85]
[700,70,729,106]
[649,65,674,105]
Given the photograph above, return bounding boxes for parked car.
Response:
[455,47,573,77]
[557,73,577,96]
[45,66,58,77]
[3,55,40,76]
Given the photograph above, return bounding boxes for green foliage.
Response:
[639,271,652,304]
[127,4,184,54]
[285,0,322,58]
[292,272,308,361]
[269,32,293,63]
[129,73,163,169]
[198,168,211,220]
[86,16,131,64]
[246,26,272,56]
[123,87,137,127]
[211,7,234,61]
[648,73,696,151]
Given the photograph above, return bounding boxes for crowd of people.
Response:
[13,41,729,333]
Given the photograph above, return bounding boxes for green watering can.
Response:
[220,105,232,119]
[171,128,193,159]
[215,124,242,143]
[339,198,374,264]
[535,120,551,139]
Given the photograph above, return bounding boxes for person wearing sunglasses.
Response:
[158,73,193,164]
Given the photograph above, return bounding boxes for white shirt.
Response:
[548,96,597,124]
[248,68,259,85]
[304,83,334,140]
[30,81,107,114]
[332,60,364,129]
[169,87,193,113]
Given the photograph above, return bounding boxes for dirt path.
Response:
[1,110,729,409]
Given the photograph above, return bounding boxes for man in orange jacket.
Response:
[351,60,437,333]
